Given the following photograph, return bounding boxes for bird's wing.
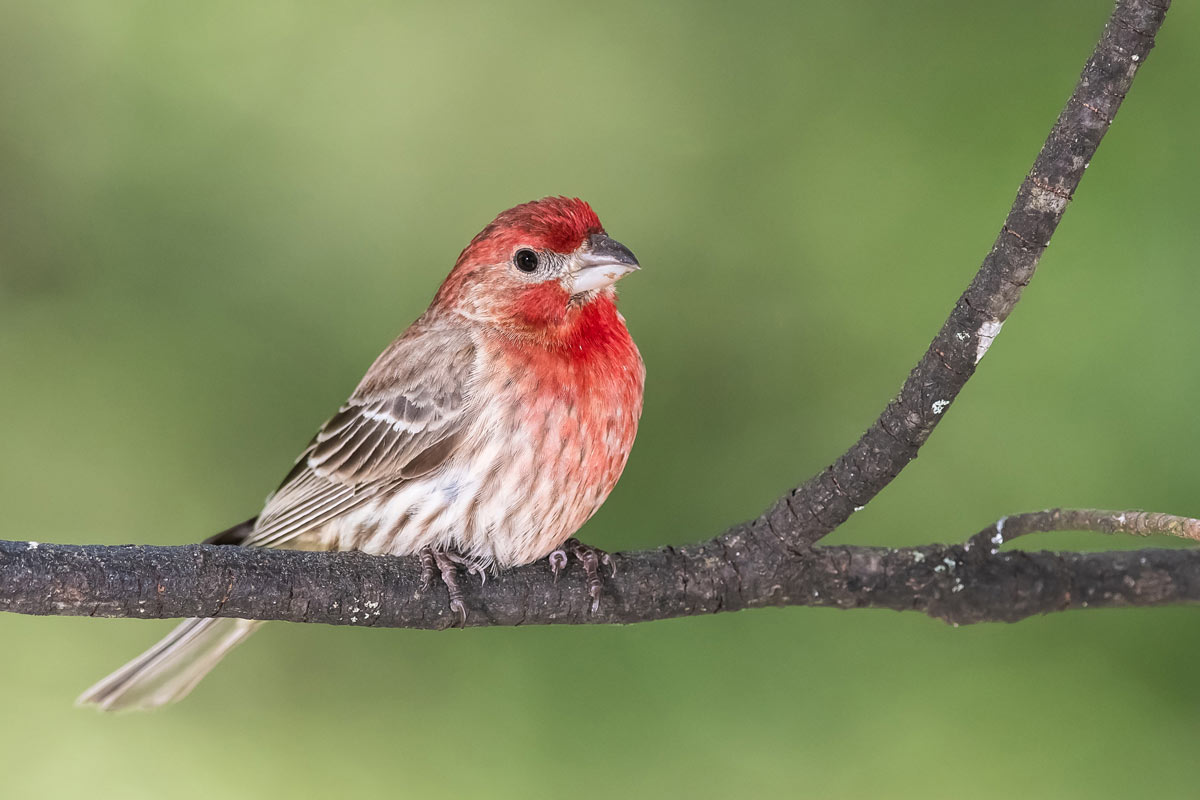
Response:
[245,325,477,549]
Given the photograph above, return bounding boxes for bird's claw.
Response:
[419,548,437,592]
[547,538,615,613]
[548,549,569,582]
[418,546,474,627]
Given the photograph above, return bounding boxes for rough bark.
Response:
[0,0,1186,631]
[1,536,1197,628]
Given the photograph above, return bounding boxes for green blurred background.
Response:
[2,1,1198,797]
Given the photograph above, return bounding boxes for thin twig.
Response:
[969,509,1200,553]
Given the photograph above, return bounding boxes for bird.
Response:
[77,196,644,711]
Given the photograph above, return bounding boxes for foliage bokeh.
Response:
[2,1,1198,797]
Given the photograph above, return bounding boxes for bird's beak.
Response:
[570,233,640,294]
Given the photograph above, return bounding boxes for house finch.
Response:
[78,196,644,711]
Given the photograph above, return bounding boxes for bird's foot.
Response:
[548,538,616,613]
[419,546,484,626]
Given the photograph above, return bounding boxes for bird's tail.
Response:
[76,616,262,712]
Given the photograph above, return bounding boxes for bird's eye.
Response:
[514,249,540,273]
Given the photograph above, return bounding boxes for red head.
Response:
[433,197,640,341]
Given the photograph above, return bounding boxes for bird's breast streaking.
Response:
[324,301,643,569]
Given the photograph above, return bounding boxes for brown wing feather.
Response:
[246,323,476,549]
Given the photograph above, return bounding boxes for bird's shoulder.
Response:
[247,319,480,548]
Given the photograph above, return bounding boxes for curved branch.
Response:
[757,0,1172,549]
[0,0,1186,632]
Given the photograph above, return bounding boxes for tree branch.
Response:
[0,0,1186,631]
[968,509,1200,553]
[755,0,1172,549]
[3,515,1199,627]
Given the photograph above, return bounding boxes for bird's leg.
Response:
[418,546,477,626]
[548,538,615,613]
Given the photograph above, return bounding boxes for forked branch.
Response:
[0,0,1188,630]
